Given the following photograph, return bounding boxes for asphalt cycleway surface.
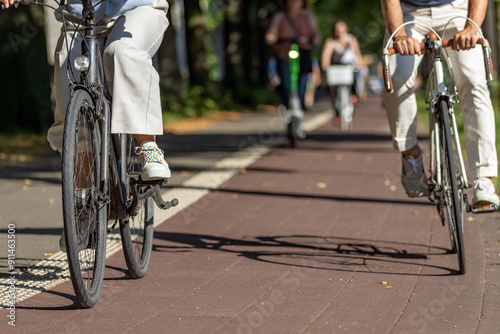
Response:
[1,95,500,333]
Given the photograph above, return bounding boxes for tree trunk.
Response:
[184,0,210,87]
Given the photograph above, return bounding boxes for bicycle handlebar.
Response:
[382,37,494,93]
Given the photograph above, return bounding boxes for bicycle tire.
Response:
[62,89,107,307]
[288,116,298,147]
[119,136,155,278]
[440,100,466,274]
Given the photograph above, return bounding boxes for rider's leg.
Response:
[382,8,428,197]
[434,3,498,206]
[298,73,308,110]
[276,58,291,108]
[104,5,170,180]
[47,30,83,152]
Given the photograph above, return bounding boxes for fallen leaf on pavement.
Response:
[379,281,394,286]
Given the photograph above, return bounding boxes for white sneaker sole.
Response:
[141,165,171,181]
[472,193,500,207]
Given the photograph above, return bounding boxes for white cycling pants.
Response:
[383,0,497,179]
[47,1,169,151]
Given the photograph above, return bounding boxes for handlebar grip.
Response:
[482,40,494,81]
[382,51,393,93]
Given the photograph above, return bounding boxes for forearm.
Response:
[321,40,332,70]
[380,0,405,37]
[265,32,277,46]
[466,0,488,27]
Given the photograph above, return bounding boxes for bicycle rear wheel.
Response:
[120,136,155,278]
[439,100,466,274]
[62,89,107,307]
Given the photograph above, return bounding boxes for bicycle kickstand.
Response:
[152,185,179,210]
[137,179,179,210]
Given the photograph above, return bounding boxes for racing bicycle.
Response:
[382,19,495,274]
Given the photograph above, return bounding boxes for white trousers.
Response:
[47,1,169,151]
[383,0,497,179]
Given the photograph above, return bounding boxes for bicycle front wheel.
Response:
[62,89,107,308]
[119,136,155,278]
[287,116,298,147]
[338,86,352,132]
[440,100,466,274]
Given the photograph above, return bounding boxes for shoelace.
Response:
[135,146,164,163]
[474,179,495,194]
[402,155,423,177]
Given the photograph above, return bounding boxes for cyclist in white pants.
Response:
[381,0,499,207]
[2,0,171,181]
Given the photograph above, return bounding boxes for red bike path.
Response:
[1,95,500,333]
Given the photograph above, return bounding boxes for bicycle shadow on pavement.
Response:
[152,232,459,276]
[294,132,429,153]
[166,185,434,208]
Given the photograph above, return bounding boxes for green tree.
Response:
[0,6,51,133]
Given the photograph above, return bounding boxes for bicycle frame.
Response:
[425,38,469,191]
[72,0,125,219]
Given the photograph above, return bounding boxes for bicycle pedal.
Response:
[469,203,498,214]
[138,178,167,186]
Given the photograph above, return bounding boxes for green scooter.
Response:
[285,43,305,147]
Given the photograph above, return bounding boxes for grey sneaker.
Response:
[401,153,429,197]
[472,178,500,207]
[135,141,171,181]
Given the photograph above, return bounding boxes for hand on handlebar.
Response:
[393,35,423,56]
[1,0,19,9]
[452,25,482,51]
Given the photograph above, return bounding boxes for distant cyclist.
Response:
[321,21,363,125]
[265,0,321,110]
[381,0,499,207]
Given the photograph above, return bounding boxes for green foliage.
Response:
[311,0,385,55]
[161,85,233,118]
[0,6,52,134]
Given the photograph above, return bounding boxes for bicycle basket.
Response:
[326,65,354,86]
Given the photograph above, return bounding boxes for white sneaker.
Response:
[401,152,429,197]
[135,141,171,181]
[472,178,500,207]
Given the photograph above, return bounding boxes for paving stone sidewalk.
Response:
[1,95,499,333]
